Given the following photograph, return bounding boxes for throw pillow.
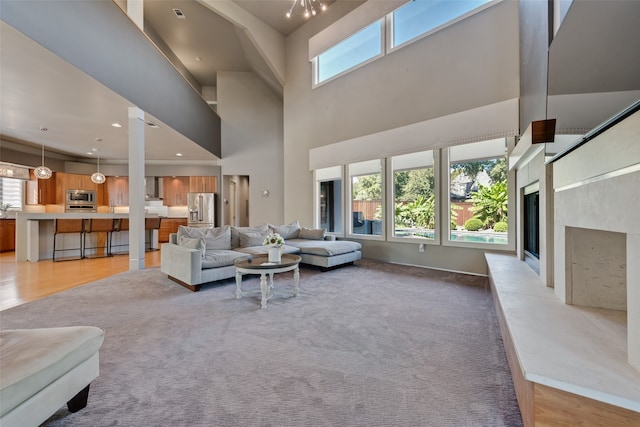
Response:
[203,225,231,250]
[298,227,326,240]
[231,224,269,248]
[177,236,206,258]
[239,230,270,248]
[178,225,231,250]
[270,220,301,240]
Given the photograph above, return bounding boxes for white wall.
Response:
[218,71,284,225]
[553,110,640,371]
[515,149,554,287]
[282,0,519,274]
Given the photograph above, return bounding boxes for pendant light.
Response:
[34,127,52,179]
[90,149,105,184]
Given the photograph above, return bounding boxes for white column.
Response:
[628,232,640,373]
[128,107,145,270]
[127,0,144,30]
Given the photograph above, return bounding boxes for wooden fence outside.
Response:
[352,200,476,227]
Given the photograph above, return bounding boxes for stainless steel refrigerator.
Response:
[187,192,215,228]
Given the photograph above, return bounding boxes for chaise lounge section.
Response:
[161,221,361,291]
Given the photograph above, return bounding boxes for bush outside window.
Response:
[390,150,436,240]
[349,160,384,237]
[448,139,508,245]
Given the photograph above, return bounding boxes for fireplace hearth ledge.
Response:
[486,253,640,424]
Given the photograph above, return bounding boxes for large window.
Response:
[391,0,491,48]
[315,166,343,235]
[448,139,508,246]
[311,0,495,86]
[348,159,384,237]
[389,150,436,241]
[315,20,383,85]
[0,178,24,211]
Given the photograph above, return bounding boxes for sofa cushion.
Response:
[298,227,326,240]
[269,221,300,240]
[234,244,301,256]
[178,236,206,258]
[286,239,362,256]
[202,250,246,269]
[231,224,268,248]
[0,326,105,417]
[178,225,231,250]
[239,230,270,248]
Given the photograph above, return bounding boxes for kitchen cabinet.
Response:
[189,176,217,193]
[106,176,129,206]
[54,172,106,205]
[163,177,189,206]
[158,218,188,242]
[0,219,16,252]
[27,171,57,205]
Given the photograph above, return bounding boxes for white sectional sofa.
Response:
[160,222,361,292]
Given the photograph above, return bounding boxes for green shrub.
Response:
[464,218,484,231]
[493,221,508,232]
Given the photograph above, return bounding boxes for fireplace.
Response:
[524,191,539,259]
[565,227,627,310]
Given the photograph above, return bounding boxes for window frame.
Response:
[441,140,516,251]
[312,19,385,88]
[386,150,441,245]
[387,0,496,53]
[313,166,346,238]
[346,159,386,241]
[0,177,25,212]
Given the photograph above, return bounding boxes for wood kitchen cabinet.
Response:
[106,176,129,206]
[0,219,16,252]
[163,177,189,206]
[158,218,188,242]
[27,170,57,204]
[189,176,217,193]
[54,172,107,205]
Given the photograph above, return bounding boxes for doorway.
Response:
[223,175,250,227]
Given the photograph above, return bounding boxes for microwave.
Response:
[66,189,96,205]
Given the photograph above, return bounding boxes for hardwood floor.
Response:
[0,250,161,312]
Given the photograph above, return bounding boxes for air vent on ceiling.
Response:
[173,8,185,19]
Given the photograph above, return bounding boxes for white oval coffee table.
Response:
[234,254,301,308]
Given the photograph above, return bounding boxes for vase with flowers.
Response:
[263,232,284,263]
[0,202,10,219]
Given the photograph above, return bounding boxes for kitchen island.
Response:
[14,212,161,262]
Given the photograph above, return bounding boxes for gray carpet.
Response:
[1,259,522,427]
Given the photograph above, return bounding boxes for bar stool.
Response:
[53,219,85,262]
[145,217,162,251]
[111,218,129,255]
[83,218,115,258]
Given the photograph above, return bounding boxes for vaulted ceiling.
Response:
[0,0,340,164]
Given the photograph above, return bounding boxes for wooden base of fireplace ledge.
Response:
[486,253,640,426]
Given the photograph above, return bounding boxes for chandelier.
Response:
[34,127,53,180]
[286,0,327,19]
[91,153,106,184]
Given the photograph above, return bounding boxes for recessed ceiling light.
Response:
[176,153,183,157]
[144,121,160,129]
[86,151,94,155]
[195,56,201,62]
[111,123,122,128]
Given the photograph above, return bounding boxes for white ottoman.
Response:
[0,326,105,427]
